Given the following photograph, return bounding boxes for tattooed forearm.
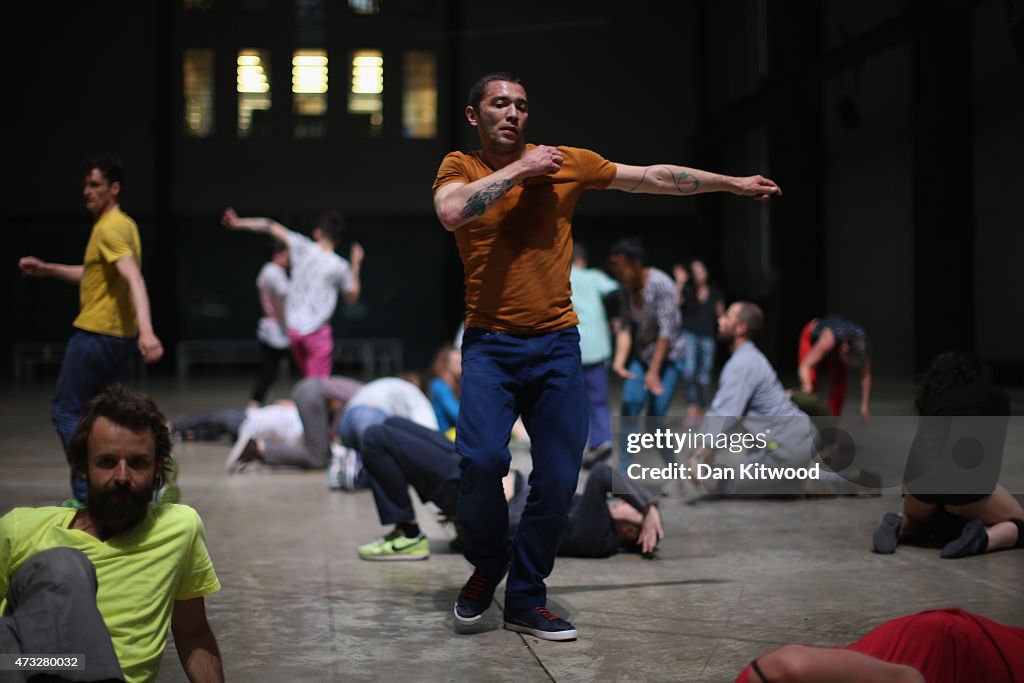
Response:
[462,179,515,220]
[673,170,700,195]
[628,167,650,192]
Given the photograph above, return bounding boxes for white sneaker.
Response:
[328,443,363,490]
[327,443,345,490]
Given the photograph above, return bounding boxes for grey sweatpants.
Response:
[262,377,331,468]
[0,547,124,683]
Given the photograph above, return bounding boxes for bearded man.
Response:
[0,385,223,683]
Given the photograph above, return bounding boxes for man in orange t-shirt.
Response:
[433,72,782,641]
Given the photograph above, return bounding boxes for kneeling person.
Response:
[357,417,663,562]
[0,385,223,683]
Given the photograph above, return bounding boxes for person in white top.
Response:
[222,208,364,378]
[250,241,291,406]
[338,375,439,451]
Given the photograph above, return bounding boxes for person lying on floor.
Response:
[736,608,1024,683]
[354,417,663,561]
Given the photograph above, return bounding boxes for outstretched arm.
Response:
[608,163,781,200]
[748,644,924,683]
[114,255,164,363]
[434,146,564,231]
[171,597,224,683]
[19,257,84,284]
[221,207,292,243]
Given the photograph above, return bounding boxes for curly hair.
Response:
[915,350,985,414]
[67,384,172,489]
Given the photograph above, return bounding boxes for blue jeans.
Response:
[338,405,389,451]
[680,332,716,408]
[618,357,682,473]
[51,330,136,502]
[456,327,587,612]
[582,361,612,449]
[620,357,682,417]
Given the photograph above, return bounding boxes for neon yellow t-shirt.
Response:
[73,208,141,337]
[0,504,220,683]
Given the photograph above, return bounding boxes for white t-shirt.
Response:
[284,231,355,335]
[345,378,439,431]
[238,404,305,444]
[256,261,290,349]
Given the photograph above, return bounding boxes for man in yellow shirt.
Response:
[19,157,163,505]
[0,385,222,683]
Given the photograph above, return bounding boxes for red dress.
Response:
[736,609,1024,682]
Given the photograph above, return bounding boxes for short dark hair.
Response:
[572,242,588,264]
[734,302,764,339]
[268,240,288,259]
[844,334,870,366]
[314,210,346,244]
[82,156,124,186]
[467,72,524,110]
[609,237,647,265]
[68,384,172,489]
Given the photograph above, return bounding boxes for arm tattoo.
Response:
[627,167,649,192]
[673,170,700,195]
[461,179,515,220]
[633,166,701,194]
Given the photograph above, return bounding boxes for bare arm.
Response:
[19,257,84,284]
[859,358,872,422]
[672,265,689,305]
[608,163,781,200]
[611,328,636,379]
[221,207,292,243]
[343,242,364,305]
[434,146,564,231]
[645,336,670,396]
[750,644,924,683]
[171,597,224,683]
[798,328,835,392]
[114,255,163,363]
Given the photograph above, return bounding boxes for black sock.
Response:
[1012,519,1024,549]
[399,522,421,538]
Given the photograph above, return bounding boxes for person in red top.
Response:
[433,71,782,641]
[736,608,1024,682]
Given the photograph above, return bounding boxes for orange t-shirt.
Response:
[433,145,617,334]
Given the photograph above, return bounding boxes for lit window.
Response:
[348,0,381,15]
[293,49,328,138]
[349,50,383,136]
[402,51,436,139]
[184,49,215,138]
[237,49,271,137]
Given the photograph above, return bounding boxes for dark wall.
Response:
[6,0,1024,384]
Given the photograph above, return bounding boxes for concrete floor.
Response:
[1,374,1022,682]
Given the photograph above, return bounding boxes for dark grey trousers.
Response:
[263,377,331,468]
[0,548,123,683]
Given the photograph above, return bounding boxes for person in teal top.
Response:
[570,244,620,467]
[428,344,462,434]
